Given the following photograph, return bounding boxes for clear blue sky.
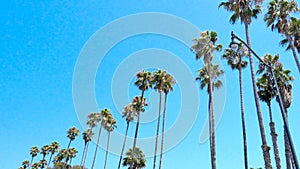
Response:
[1,1,299,169]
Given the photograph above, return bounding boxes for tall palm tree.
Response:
[222,43,249,169]
[191,30,223,169]
[257,54,283,169]
[130,70,152,169]
[85,112,101,169]
[64,127,79,169]
[91,109,107,169]
[152,69,166,169]
[264,0,300,73]
[159,72,175,169]
[80,129,94,169]
[123,147,146,169]
[47,141,60,167]
[103,113,117,169]
[219,1,273,168]
[258,53,294,169]
[118,104,136,169]
[30,146,40,169]
[41,145,50,161]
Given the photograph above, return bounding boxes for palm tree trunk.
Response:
[284,110,291,169]
[47,153,53,168]
[82,142,89,169]
[80,143,87,167]
[130,90,145,169]
[287,35,300,73]
[159,94,168,169]
[30,157,34,169]
[104,132,111,169]
[91,125,103,169]
[239,68,249,169]
[245,23,272,169]
[268,102,281,169]
[118,122,130,169]
[154,92,162,169]
[63,140,72,169]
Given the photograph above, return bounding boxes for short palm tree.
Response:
[31,162,39,169]
[123,147,146,169]
[264,0,300,73]
[219,1,272,168]
[159,72,175,169]
[22,160,30,169]
[191,30,223,169]
[257,54,283,169]
[130,70,152,169]
[30,146,40,168]
[222,43,249,169]
[118,104,136,169]
[80,128,94,168]
[103,113,117,169]
[38,159,47,169]
[152,69,166,169]
[67,147,78,166]
[47,141,60,167]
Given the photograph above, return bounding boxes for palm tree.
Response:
[118,104,136,169]
[152,69,166,169]
[257,53,294,169]
[90,111,104,169]
[123,147,146,169]
[85,112,101,169]
[130,70,152,169]
[64,127,79,169]
[41,145,50,161]
[103,113,117,169]
[30,146,40,168]
[264,0,300,73]
[31,162,39,169]
[159,72,175,169]
[257,54,283,169]
[80,129,94,169]
[47,141,60,167]
[191,30,223,169]
[22,160,30,169]
[38,159,47,169]
[222,43,249,169]
[219,1,273,168]
[67,147,78,166]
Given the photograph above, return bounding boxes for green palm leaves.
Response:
[123,147,146,169]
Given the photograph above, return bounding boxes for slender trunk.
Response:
[245,23,272,169]
[130,90,145,169]
[284,110,291,169]
[159,94,168,169]
[268,102,281,169]
[82,142,89,169]
[63,140,72,169]
[207,62,216,169]
[287,35,300,73]
[91,125,103,169]
[80,143,87,167]
[47,153,53,167]
[118,122,130,169]
[104,132,111,169]
[154,92,162,169]
[30,157,34,169]
[239,68,249,169]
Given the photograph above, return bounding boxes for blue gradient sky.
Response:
[1,1,300,169]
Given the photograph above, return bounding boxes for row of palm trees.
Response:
[20,69,175,169]
[189,0,299,169]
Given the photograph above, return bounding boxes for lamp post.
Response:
[230,31,299,169]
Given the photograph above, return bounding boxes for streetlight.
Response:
[230,31,299,169]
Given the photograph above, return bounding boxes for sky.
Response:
[1,1,300,169]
